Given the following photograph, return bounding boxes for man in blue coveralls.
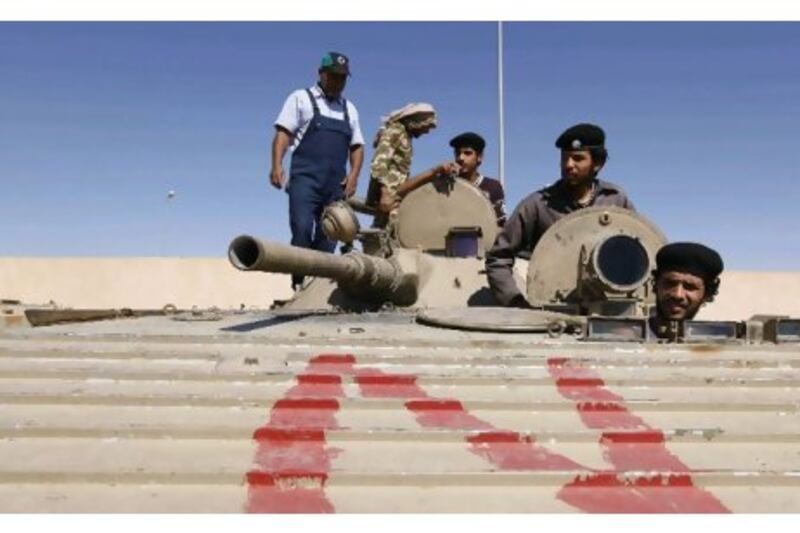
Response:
[270,52,365,289]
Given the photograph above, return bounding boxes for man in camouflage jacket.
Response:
[366,103,438,231]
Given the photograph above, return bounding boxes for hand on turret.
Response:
[435,161,460,179]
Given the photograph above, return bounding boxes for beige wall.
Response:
[697,271,800,321]
[0,257,293,310]
[1,258,799,319]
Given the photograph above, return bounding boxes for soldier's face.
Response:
[560,150,599,186]
[455,147,482,176]
[655,271,707,320]
[408,122,435,138]
[319,71,347,98]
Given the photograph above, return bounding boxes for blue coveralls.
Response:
[287,88,352,286]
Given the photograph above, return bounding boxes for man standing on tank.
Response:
[486,123,635,308]
[365,103,438,231]
[270,52,365,289]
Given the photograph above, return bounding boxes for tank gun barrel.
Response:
[228,235,419,306]
[585,234,651,294]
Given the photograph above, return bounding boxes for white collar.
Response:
[311,84,343,105]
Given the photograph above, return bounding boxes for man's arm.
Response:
[394,161,458,199]
[271,90,305,190]
[270,126,293,190]
[492,180,507,227]
[342,144,364,198]
[485,198,536,307]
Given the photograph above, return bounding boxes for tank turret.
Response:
[229,178,505,311]
[526,205,667,316]
[229,179,665,317]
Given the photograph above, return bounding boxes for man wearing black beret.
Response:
[651,242,724,325]
[486,123,635,307]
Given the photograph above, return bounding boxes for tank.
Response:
[1,178,799,513]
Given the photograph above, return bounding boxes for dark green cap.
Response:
[320,52,350,76]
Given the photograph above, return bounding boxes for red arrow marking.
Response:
[245,353,356,513]
[547,357,730,513]
[352,367,586,471]
[244,352,729,513]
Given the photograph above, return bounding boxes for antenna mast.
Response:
[497,21,505,187]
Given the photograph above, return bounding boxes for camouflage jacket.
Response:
[367,121,412,197]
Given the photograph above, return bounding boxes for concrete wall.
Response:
[696,271,800,321]
[0,258,293,310]
[1,258,799,319]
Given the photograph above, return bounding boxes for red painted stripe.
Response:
[558,472,727,513]
[253,427,326,442]
[466,431,585,471]
[247,471,329,486]
[406,399,494,431]
[355,374,418,385]
[272,398,340,410]
[557,377,606,387]
[468,431,530,443]
[288,375,343,398]
[304,354,357,374]
[576,402,627,412]
[297,374,342,384]
[249,352,728,513]
[601,431,665,444]
[246,354,356,513]
[406,399,465,411]
[355,371,426,398]
[310,354,356,364]
[547,357,729,513]
[351,367,586,472]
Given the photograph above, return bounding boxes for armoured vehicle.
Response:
[1,179,799,513]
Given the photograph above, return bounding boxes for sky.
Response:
[1,21,799,269]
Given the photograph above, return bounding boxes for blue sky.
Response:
[1,22,799,269]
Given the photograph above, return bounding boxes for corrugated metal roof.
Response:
[1,312,799,512]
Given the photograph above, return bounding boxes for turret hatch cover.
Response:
[396,179,499,252]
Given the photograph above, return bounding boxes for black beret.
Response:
[656,242,724,281]
[555,123,605,150]
[449,132,486,153]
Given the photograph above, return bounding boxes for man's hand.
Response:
[436,161,460,178]
[270,166,286,190]
[341,174,358,198]
[378,187,399,214]
[270,128,292,190]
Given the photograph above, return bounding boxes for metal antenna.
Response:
[497,21,505,187]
